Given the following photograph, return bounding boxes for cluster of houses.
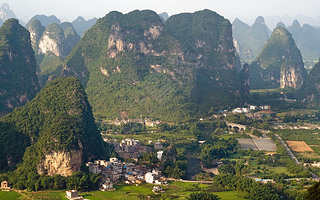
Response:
[231,105,276,118]
[108,118,161,127]
[107,138,152,160]
[303,162,320,168]
[86,157,167,191]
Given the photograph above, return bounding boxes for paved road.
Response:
[275,134,300,165]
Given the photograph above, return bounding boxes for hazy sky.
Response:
[4,0,320,25]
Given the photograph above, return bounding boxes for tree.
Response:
[306,181,320,200]
[189,192,221,200]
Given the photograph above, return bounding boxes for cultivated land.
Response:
[286,140,314,152]
[237,138,258,150]
[237,138,276,151]
[253,138,277,151]
[19,182,245,200]
[0,191,22,199]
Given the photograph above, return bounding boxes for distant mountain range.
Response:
[233,16,320,64]
[232,16,271,63]
[265,14,320,30]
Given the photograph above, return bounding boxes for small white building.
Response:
[109,157,119,163]
[145,169,162,184]
[249,105,257,110]
[145,172,156,184]
[66,190,83,200]
[157,151,163,161]
[100,179,115,191]
[232,108,249,114]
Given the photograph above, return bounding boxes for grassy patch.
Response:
[277,109,318,117]
[18,182,245,200]
[0,191,22,200]
[215,191,245,200]
[250,88,280,94]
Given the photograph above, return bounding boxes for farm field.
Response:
[277,109,318,117]
[20,182,245,200]
[237,138,276,151]
[237,139,258,150]
[273,129,320,156]
[286,141,314,152]
[0,191,22,200]
[252,139,277,151]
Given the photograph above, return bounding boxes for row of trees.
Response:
[1,171,101,191]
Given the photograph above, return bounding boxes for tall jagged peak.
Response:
[292,20,301,28]
[273,26,291,36]
[1,3,9,10]
[254,16,266,24]
[27,19,45,52]
[26,15,61,28]
[0,3,16,21]
[75,16,85,23]
[0,18,39,116]
[277,22,286,28]
[158,12,169,21]
[249,26,307,89]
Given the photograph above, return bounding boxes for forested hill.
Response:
[299,60,320,105]
[249,26,307,89]
[0,19,39,117]
[0,77,106,175]
[62,9,246,122]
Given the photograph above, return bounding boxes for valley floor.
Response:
[2,182,245,200]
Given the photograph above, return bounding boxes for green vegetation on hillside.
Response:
[0,77,107,189]
[62,9,246,122]
[249,26,307,90]
[0,18,39,115]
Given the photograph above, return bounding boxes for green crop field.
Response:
[0,191,22,200]
[20,182,245,200]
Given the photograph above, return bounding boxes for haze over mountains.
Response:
[1,2,320,119]
[3,2,320,196]
[232,16,320,68]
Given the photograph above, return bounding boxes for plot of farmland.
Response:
[237,138,276,151]
[252,139,277,151]
[286,141,314,152]
[237,139,258,150]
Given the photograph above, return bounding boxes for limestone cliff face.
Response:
[27,19,45,52]
[0,77,106,174]
[280,64,304,89]
[38,23,65,57]
[37,149,82,176]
